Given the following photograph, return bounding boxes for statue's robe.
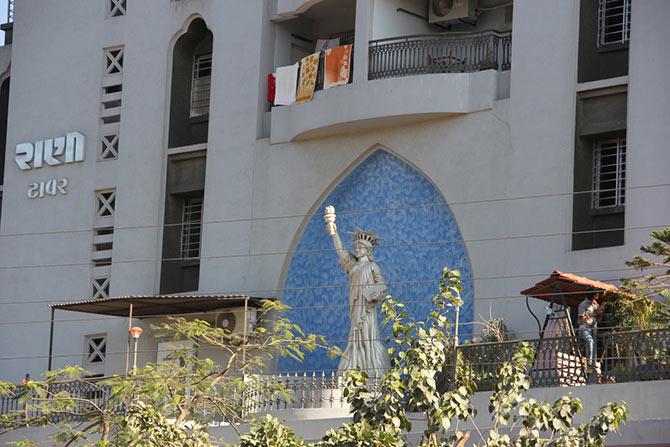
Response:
[338,252,390,373]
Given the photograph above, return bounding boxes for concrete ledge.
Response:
[270,70,498,144]
[273,0,324,21]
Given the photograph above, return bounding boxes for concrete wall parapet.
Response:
[270,70,498,144]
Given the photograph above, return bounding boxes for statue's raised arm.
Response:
[324,205,350,264]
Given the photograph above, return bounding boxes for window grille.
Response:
[190,53,212,118]
[92,277,111,299]
[86,335,107,364]
[181,197,203,260]
[592,138,626,209]
[598,0,631,47]
[104,47,124,76]
[96,190,116,217]
[108,0,127,17]
[101,134,120,160]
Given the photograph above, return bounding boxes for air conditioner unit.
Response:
[428,0,476,24]
[215,307,258,336]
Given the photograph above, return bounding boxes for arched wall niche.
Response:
[168,17,213,149]
[159,16,211,294]
[278,147,474,372]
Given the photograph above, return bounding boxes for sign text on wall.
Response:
[15,132,85,170]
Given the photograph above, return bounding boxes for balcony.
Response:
[368,30,511,80]
[269,30,512,144]
[246,328,670,411]
[4,328,666,422]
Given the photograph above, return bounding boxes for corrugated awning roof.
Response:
[520,271,634,308]
[50,294,274,317]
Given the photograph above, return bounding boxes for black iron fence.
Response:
[459,328,670,391]
[368,30,512,80]
[0,378,112,425]
[2,329,668,420]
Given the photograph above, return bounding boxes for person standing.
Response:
[578,296,603,375]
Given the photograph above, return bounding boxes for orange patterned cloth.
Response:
[323,44,352,90]
[296,52,320,103]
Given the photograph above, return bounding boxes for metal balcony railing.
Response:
[7,0,14,23]
[459,328,670,391]
[2,329,667,420]
[0,378,113,425]
[368,30,512,81]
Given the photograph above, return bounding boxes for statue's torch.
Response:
[324,205,337,235]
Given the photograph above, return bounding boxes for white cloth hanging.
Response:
[274,63,299,106]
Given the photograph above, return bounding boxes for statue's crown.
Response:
[352,228,380,248]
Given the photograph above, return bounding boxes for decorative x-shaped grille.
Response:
[101,134,119,160]
[104,47,124,75]
[87,336,107,364]
[92,277,110,299]
[96,190,116,218]
[108,0,127,17]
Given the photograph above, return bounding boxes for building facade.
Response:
[1,0,669,444]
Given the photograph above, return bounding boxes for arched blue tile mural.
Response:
[280,150,473,372]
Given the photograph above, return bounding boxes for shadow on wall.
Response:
[280,149,473,372]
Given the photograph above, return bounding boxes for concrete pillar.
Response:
[625,0,670,241]
[353,0,373,84]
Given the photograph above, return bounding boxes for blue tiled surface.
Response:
[279,150,473,372]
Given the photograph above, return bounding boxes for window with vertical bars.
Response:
[598,0,631,47]
[592,138,626,210]
[190,53,212,118]
[181,197,203,260]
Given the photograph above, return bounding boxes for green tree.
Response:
[611,227,670,330]
[1,270,629,446]
[0,301,333,446]
[239,268,629,447]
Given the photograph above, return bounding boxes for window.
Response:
[92,227,114,268]
[190,53,212,118]
[598,0,631,47]
[104,47,124,76]
[96,190,116,217]
[180,197,203,260]
[108,0,127,17]
[85,335,107,364]
[592,138,626,210]
[92,277,111,298]
[101,134,119,160]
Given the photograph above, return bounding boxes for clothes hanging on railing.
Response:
[267,73,276,103]
[323,44,352,90]
[296,53,320,103]
[274,63,299,106]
